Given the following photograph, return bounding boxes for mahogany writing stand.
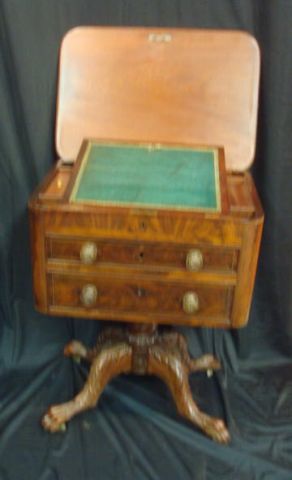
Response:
[29,27,263,444]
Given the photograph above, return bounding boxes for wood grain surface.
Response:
[56,27,260,171]
[29,27,263,330]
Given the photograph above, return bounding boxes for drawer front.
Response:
[48,273,233,323]
[42,210,244,246]
[46,237,238,272]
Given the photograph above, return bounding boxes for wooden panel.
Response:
[231,218,263,327]
[227,172,255,216]
[56,27,260,171]
[41,209,244,247]
[46,261,237,286]
[48,273,233,326]
[29,208,47,311]
[40,169,71,200]
[46,236,238,272]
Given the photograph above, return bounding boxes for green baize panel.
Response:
[70,143,220,211]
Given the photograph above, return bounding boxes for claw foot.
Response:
[201,414,230,444]
[190,354,221,373]
[206,356,221,371]
[42,404,72,433]
[64,340,88,359]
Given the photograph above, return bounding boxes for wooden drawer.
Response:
[48,273,233,326]
[46,236,238,272]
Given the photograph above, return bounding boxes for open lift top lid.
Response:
[56,27,260,171]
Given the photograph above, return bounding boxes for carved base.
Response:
[42,324,230,444]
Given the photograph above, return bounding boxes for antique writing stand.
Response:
[29,28,263,443]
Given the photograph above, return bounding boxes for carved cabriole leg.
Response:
[63,326,127,363]
[42,342,132,432]
[157,331,221,373]
[42,324,230,443]
[147,344,230,444]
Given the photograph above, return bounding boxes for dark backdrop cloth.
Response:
[1,1,292,479]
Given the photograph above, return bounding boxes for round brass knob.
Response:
[182,291,199,314]
[80,284,98,307]
[80,242,97,264]
[186,249,203,271]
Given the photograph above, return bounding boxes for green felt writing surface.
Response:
[70,142,221,211]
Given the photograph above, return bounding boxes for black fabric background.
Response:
[1,1,292,479]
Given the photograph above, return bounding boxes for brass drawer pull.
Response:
[186,249,203,271]
[182,291,199,314]
[80,284,98,307]
[80,242,97,264]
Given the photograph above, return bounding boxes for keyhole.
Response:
[137,288,146,297]
[139,251,144,262]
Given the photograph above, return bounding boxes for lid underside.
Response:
[56,27,260,171]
